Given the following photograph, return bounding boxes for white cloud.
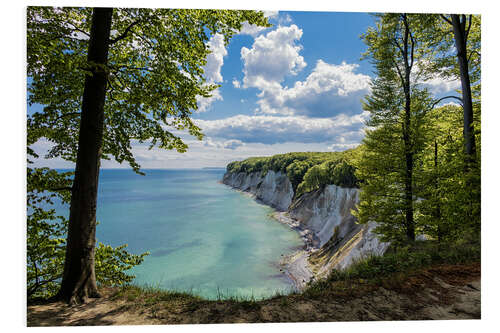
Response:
[232,78,241,88]
[241,25,307,90]
[263,11,279,19]
[194,112,369,145]
[203,137,245,150]
[196,33,227,112]
[328,143,359,151]
[279,13,293,24]
[412,61,461,95]
[239,24,370,118]
[421,76,461,95]
[204,33,227,83]
[223,139,245,150]
[239,22,268,37]
[256,60,372,117]
[197,89,223,113]
[441,101,461,107]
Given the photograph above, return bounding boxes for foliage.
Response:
[27,7,270,173]
[26,156,150,300]
[27,168,150,300]
[416,104,481,241]
[27,206,67,299]
[413,14,481,91]
[27,168,71,299]
[226,149,361,196]
[95,243,149,287]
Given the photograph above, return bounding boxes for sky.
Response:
[29,9,462,170]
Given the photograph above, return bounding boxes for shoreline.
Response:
[272,212,315,290]
[220,179,316,290]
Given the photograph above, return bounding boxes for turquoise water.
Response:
[53,169,303,299]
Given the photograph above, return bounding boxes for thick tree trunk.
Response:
[451,14,477,167]
[57,8,113,304]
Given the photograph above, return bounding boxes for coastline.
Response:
[272,212,315,290]
[219,179,315,291]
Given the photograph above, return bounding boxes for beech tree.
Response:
[443,14,480,166]
[27,6,269,304]
[413,14,481,168]
[356,13,432,243]
[412,14,481,238]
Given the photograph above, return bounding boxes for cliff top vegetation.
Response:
[226,147,363,196]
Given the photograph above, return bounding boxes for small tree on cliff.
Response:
[27,6,269,304]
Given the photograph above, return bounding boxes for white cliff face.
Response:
[289,185,360,248]
[222,170,389,283]
[332,222,389,271]
[222,171,293,211]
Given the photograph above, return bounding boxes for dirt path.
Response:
[27,264,480,326]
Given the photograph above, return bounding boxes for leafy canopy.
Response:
[27,7,270,172]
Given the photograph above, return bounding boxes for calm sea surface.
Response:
[52,169,303,299]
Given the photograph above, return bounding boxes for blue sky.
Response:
[29,9,461,169]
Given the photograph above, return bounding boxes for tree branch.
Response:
[49,186,73,192]
[28,275,63,298]
[465,14,473,43]
[430,95,464,110]
[393,37,404,58]
[65,25,90,38]
[440,14,452,25]
[111,65,153,72]
[52,112,80,124]
[407,21,416,71]
[131,30,155,49]
[392,59,405,85]
[467,49,481,63]
[109,19,141,45]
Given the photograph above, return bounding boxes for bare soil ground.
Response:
[27,263,480,326]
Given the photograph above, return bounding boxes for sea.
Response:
[51,168,303,300]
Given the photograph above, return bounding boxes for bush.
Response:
[27,167,149,300]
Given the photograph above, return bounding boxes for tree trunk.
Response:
[57,8,113,304]
[434,139,443,242]
[451,14,477,167]
[401,14,415,242]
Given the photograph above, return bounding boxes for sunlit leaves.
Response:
[27,7,269,172]
[95,243,149,287]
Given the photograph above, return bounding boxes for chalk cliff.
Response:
[222,170,389,285]
[222,171,293,212]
